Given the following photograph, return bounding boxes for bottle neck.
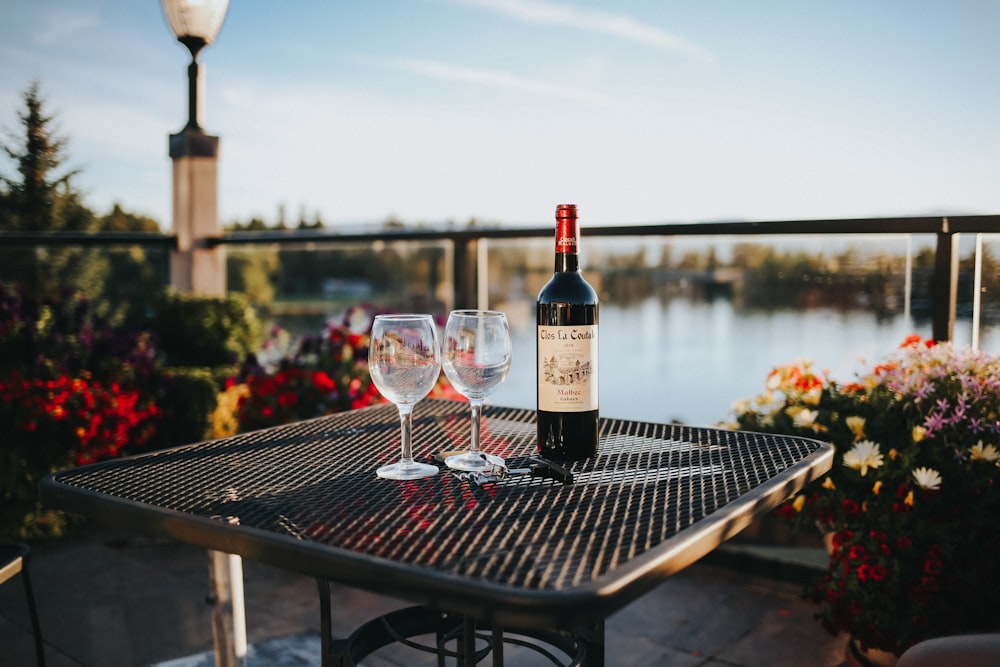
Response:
[554,205,580,273]
[555,252,580,273]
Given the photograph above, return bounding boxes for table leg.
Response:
[207,551,248,667]
[492,623,504,667]
[316,579,334,667]
[461,616,476,667]
[576,619,605,667]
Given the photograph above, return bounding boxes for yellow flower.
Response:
[822,477,837,491]
[792,495,806,512]
[912,467,942,491]
[912,426,927,443]
[846,416,866,441]
[843,440,884,477]
[210,383,251,439]
[904,490,915,506]
[872,480,882,495]
[971,441,1000,463]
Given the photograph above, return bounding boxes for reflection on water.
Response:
[271,296,998,428]
[488,296,998,428]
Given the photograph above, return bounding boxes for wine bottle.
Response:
[536,203,599,461]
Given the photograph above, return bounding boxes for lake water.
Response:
[487,296,998,427]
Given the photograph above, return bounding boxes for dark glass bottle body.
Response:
[536,205,599,461]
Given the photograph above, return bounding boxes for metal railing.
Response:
[4,214,1000,342]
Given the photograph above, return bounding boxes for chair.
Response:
[0,543,45,666]
[897,634,1000,667]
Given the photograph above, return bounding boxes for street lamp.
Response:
[163,3,240,663]
[162,0,229,298]
[162,0,229,131]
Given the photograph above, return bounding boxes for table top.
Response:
[41,399,831,627]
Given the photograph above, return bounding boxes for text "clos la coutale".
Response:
[539,329,596,341]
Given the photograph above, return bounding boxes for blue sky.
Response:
[1,0,998,230]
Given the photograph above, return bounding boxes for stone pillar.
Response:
[169,127,225,295]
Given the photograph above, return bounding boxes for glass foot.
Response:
[445,452,504,472]
[376,461,439,480]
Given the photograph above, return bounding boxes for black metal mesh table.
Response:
[40,400,831,666]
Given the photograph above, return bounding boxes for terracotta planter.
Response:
[844,639,897,667]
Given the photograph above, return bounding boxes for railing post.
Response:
[931,218,958,342]
[169,128,226,296]
[453,237,478,310]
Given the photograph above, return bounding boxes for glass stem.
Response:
[398,404,416,465]
[469,399,483,456]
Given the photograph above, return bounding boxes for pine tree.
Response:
[0,80,90,232]
[0,80,106,297]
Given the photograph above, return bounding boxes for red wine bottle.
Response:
[536,204,599,461]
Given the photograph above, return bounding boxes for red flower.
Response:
[833,530,854,548]
[312,370,337,393]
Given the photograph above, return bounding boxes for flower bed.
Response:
[729,336,1000,655]
[0,285,167,539]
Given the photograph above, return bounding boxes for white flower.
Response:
[802,386,822,406]
[792,408,819,429]
[732,399,751,415]
[912,467,942,491]
[971,441,1000,463]
[843,440,884,477]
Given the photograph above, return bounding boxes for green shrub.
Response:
[148,367,225,448]
[150,289,263,367]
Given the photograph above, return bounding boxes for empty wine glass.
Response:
[369,314,441,480]
[441,310,512,472]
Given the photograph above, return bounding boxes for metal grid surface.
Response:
[45,400,828,599]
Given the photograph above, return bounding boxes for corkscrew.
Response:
[452,455,574,486]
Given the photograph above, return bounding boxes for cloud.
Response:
[389,58,621,107]
[33,8,99,45]
[444,0,716,64]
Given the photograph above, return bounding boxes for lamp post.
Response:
[162,3,243,666]
[163,0,229,297]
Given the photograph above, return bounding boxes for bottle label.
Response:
[537,325,598,411]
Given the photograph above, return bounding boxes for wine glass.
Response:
[441,310,512,472]
[369,314,441,480]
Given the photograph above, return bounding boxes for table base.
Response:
[317,580,604,666]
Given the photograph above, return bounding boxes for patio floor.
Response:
[0,523,849,666]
